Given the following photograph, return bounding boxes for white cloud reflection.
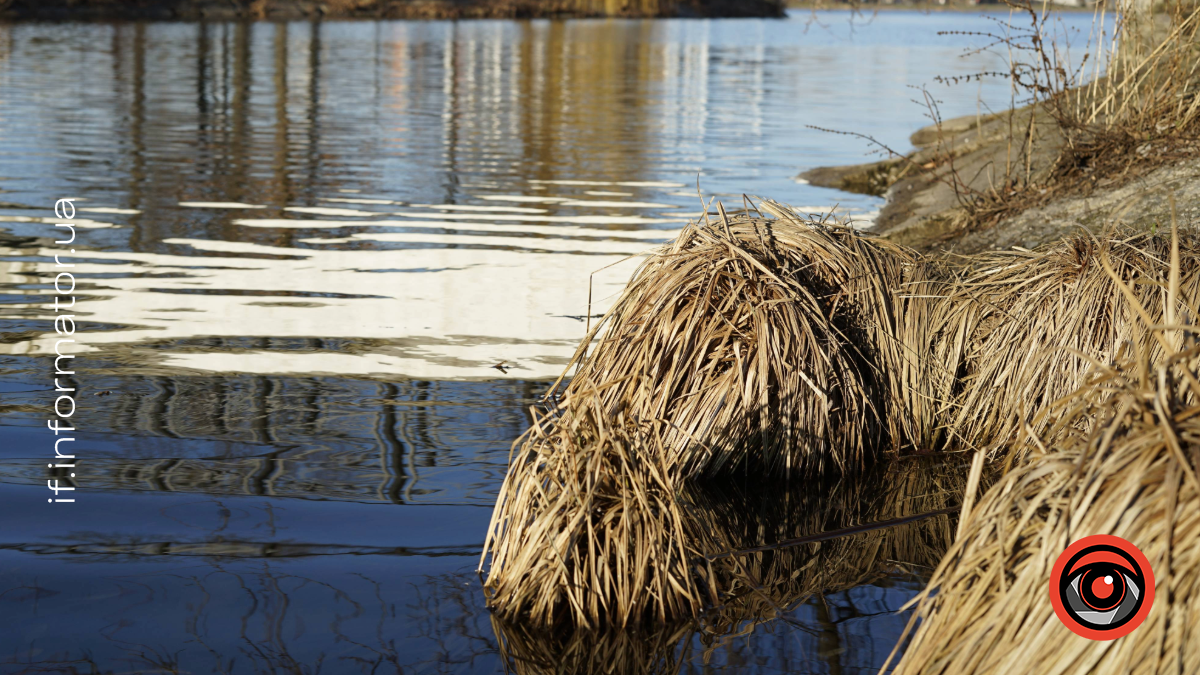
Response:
[0,208,671,380]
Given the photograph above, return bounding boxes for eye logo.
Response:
[1049,534,1154,640]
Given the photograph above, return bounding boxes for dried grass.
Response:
[549,201,952,477]
[892,241,1200,674]
[893,351,1200,673]
[481,406,699,629]
[883,2,1200,234]
[487,455,966,667]
[481,204,962,629]
[944,230,1200,453]
[482,199,1200,639]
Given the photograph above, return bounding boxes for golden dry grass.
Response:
[481,199,1200,639]
[944,230,1200,454]
[481,406,699,629]
[892,346,1200,674]
[914,2,1200,233]
[481,204,961,629]
[549,202,954,477]
[892,225,1200,673]
[487,456,967,671]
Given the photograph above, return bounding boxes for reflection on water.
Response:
[0,12,1101,380]
[493,457,967,675]
[0,11,1092,673]
[0,372,536,503]
[0,451,964,674]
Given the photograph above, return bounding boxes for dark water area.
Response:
[0,11,1096,673]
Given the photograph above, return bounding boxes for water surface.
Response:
[0,10,1095,673]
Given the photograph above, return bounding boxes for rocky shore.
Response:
[0,0,785,20]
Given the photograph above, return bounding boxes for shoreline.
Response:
[0,0,785,21]
[786,2,1097,12]
[801,110,1200,254]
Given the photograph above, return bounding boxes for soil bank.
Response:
[801,110,1200,254]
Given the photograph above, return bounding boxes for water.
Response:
[0,10,1096,673]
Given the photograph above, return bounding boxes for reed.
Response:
[488,456,967,672]
[944,230,1200,453]
[480,400,968,630]
[482,199,1200,636]
[548,202,953,477]
[892,258,1200,673]
[481,204,961,628]
[892,351,1200,673]
[481,404,700,629]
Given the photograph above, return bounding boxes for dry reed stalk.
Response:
[943,231,1200,455]
[892,329,1200,673]
[481,203,965,630]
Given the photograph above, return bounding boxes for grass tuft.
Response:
[892,338,1200,674]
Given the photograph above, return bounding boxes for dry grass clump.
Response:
[481,403,700,629]
[550,201,953,477]
[892,334,1200,673]
[482,203,963,631]
[480,391,967,631]
[944,230,1200,453]
[486,456,967,672]
[481,199,1200,637]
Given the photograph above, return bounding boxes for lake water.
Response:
[0,10,1096,673]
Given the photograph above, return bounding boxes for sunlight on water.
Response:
[0,10,1104,383]
[0,223,657,379]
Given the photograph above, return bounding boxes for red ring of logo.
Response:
[1049,534,1154,641]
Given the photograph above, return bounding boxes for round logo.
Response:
[1049,534,1154,640]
